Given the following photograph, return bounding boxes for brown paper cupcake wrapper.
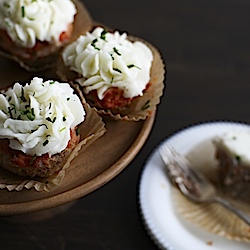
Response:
[0,101,106,192]
[0,0,93,72]
[171,139,250,242]
[57,35,165,121]
[173,188,250,242]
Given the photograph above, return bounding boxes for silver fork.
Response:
[159,144,250,226]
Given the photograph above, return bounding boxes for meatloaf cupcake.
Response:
[0,0,92,72]
[0,77,106,191]
[213,131,250,203]
[58,27,165,120]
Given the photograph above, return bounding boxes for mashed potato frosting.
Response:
[0,77,85,156]
[0,0,76,48]
[62,27,153,100]
[215,132,250,166]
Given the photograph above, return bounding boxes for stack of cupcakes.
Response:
[0,0,165,191]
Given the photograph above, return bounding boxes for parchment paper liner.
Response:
[0,0,93,72]
[57,35,165,121]
[172,139,250,242]
[0,100,106,192]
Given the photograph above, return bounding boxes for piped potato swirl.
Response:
[0,77,85,156]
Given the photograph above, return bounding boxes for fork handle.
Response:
[214,197,250,226]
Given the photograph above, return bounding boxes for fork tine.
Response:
[160,144,185,164]
[159,144,181,181]
[159,144,200,193]
[160,144,190,168]
[159,144,206,183]
[159,144,175,164]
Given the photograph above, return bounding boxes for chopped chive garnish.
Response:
[21,6,25,18]
[113,68,122,73]
[29,155,37,165]
[20,87,27,102]
[100,29,108,41]
[141,100,150,111]
[46,117,56,123]
[235,155,241,162]
[26,108,35,121]
[4,3,10,8]
[8,107,13,118]
[127,64,141,70]
[76,127,80,136]
[113,47,121,56]
[91,38,100,50]
[59,127,66,132]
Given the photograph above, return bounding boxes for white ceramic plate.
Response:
[139,121,250,250]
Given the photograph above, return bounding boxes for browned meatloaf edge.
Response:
[0,128,79,178]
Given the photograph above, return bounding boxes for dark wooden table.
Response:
[1,0,250,249]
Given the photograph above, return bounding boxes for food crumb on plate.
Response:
[206,241,213,246]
